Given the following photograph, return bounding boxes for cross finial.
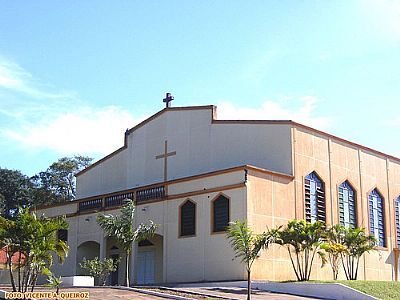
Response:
[163,92,174,108]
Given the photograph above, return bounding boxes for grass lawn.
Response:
[297,280,400,300]
[335,280,400,300]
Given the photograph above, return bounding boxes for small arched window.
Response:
[212,195,230,232]
[304,172,326,223]
[369,189,385,247]
[338,181,357,228]
[395,196,400,248]
[180,200,196,237]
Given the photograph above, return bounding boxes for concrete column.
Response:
[99,234,107,260]
[131,242,138,285]
[162,200,168,283]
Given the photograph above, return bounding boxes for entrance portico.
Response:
[135,234,163,284]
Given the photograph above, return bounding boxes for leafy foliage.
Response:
[97,199,157,286]
[226,220,275,300]
[273,219,327,281]
[80,257,119,286]
[0,168,31,218]
[321,224,347,280]
[45,272,63,294]
[0,208,69,292]
[30,155,92,205]
[0,156,92,215]
[340,227,376,280]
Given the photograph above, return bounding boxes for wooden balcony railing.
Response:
[79,198,102,212]
[136,185,165,203]
[105,192,134,208]
[77,184,166,213]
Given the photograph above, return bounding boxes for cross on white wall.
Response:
[155,140,176,181]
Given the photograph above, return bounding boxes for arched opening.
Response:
[136,234,163,284]
[180,199,196,237]
[369,188,385,247]
[106,237,125,286]
[76,241,100,276]
[211,194,230,233]
[304,171,326,223]
[338,180,357,228]
[395,196,400,248]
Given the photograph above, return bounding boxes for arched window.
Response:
[395,196,400,248]
[212,195,230,232]
[369,189,385,247]
[180,200,196,237]
[304,172,326,223]
[338,181,357,228]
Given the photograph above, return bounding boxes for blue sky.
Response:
[0,1,399,176]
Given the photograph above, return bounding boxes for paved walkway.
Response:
[0,287,165,300]
[1,286,317,299]
[84,288,168,299]
[174,287,317,300]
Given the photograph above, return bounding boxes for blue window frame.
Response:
[338,181,356,228]
[369,189,385,247]
[395,196,400,248]
[304,172,326,223]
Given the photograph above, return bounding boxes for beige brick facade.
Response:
[35,106,400,284]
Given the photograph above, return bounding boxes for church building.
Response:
[36,100,400,285]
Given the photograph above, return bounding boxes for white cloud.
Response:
[0,56,145,155]
[0,57,75,99]
[217,96,332,129]
[3,106,144,155]
[0,56,331,156]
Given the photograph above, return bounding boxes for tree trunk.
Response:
[125,251,130,287]
[31,274,38,292]
[17,251,22,292]
[247,269,251,300]
[287,248,300,281]
[7,255,16,292]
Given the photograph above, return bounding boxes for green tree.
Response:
[340,227,376,280]
[0,208,69,292]
[226,221,275,300]
[321,224,347,280]
[80,257,119,286]
[0,168,31,218]
[273,219,326,281]
[45,271,62,295]
[97,199,157,286]
[31,155,92,204]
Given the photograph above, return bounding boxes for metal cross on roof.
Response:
[163,92,174,108]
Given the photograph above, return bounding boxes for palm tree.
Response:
[97,199,157,286]
[27,215,69,292]
[321,224,347,280]
[0,217,18,291]
[0,208,69,292]
[226,221,275,300]
[273,219,326,281]
[340,227,376,280]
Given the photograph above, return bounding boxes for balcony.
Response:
[77,184,166,213]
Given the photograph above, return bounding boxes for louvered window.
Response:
[338,181,357,228]
[369,189,385,247]
[180,200,196,236]
[395,197,400,248]
[213,195,230,232]
[304,172,326,223]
